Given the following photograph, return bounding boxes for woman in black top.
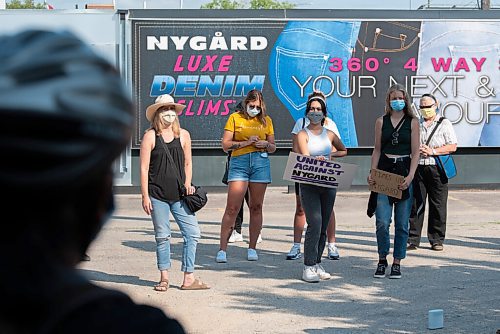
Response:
[367,84,420,279]
[140,94,209,291]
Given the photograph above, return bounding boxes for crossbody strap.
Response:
[158,135,185,193]
[425,116,445,146]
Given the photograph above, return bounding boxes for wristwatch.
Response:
[432,148,437,156]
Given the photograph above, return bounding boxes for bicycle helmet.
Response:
[0,29,134,190]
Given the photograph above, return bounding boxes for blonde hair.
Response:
[241,89,267,126]
[384,83,415,119]
[149,107,181,137]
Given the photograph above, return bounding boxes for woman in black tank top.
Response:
[140,94,210,292]
[367,84,420,279]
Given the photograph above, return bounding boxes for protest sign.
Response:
[283,152,357,189]
[369,168,404,199]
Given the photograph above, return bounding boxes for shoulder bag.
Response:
[425,117,457,179]
[222,116,236,185]
[222,152,231,185]
[159,137,208,212]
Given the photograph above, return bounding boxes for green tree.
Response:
[201,0,244,9]
[201,0,295,9]
[249,0,295,9]
[7,0,46,9]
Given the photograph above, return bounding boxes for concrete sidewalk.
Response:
[80,188,500,334]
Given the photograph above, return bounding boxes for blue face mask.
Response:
[390,100,406,111]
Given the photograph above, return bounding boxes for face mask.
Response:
[307,111,324,124]
[420,108,436,119]
[390,100,406,111]
[246,106,261,117]
[161,110,177,123]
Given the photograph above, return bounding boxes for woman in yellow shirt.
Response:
[216,89,276,263]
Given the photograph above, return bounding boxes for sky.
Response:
[37,0,500,10]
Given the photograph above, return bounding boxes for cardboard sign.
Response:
[283,152,358,189]
[369,169,404,199]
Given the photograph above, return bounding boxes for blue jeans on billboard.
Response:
[150,197,200,273]
[375,185,413,260]
[416,21,500,146]
[269,21,361,147]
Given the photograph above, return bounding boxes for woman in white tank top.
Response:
[296,92,347,283]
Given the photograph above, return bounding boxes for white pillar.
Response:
[1,0,6,10]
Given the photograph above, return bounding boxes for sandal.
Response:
[154,280,169,292]
[180,278,210,290]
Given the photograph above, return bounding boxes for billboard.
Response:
[132,19,500,149]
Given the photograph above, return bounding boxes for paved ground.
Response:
[79,188,500,334]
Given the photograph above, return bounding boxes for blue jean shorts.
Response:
[228,151,271,183]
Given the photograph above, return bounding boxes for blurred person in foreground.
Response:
[0,29,185,333]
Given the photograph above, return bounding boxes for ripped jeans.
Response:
[150,197,200,272]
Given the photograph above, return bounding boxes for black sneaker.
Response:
[407,243,418,251]
[373,263,387,278]
[389,264,402,279]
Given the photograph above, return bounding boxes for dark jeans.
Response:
[234,190,250,234]
[409,165,449,246]
[300,184,337,266]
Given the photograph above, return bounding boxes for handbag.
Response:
[222,117,236,185]
[222,153,231,185]
[159,136,208,212]
[435,154,457,179]
[425,117,457,179]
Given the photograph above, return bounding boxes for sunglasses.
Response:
[392,132,399,146]
[248,104,262,111]
[419,104,435,109]
[159,105,176,111]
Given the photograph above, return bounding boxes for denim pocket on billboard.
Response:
[272,46,329,121]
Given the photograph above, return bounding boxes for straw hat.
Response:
[145,94,185,122]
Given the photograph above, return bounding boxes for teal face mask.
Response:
[390,100,406,111]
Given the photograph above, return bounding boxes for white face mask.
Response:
[246,106,261,118]
[160,110,177,123]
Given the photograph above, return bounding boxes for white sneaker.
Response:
[216,250,227,263]
[315,264,331,280]
[257,233,262,244]
[286,244,302,260]
[228,230,243,243]
[247,248,258,261]
[302,265,320,283]
[327,244,340,260]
